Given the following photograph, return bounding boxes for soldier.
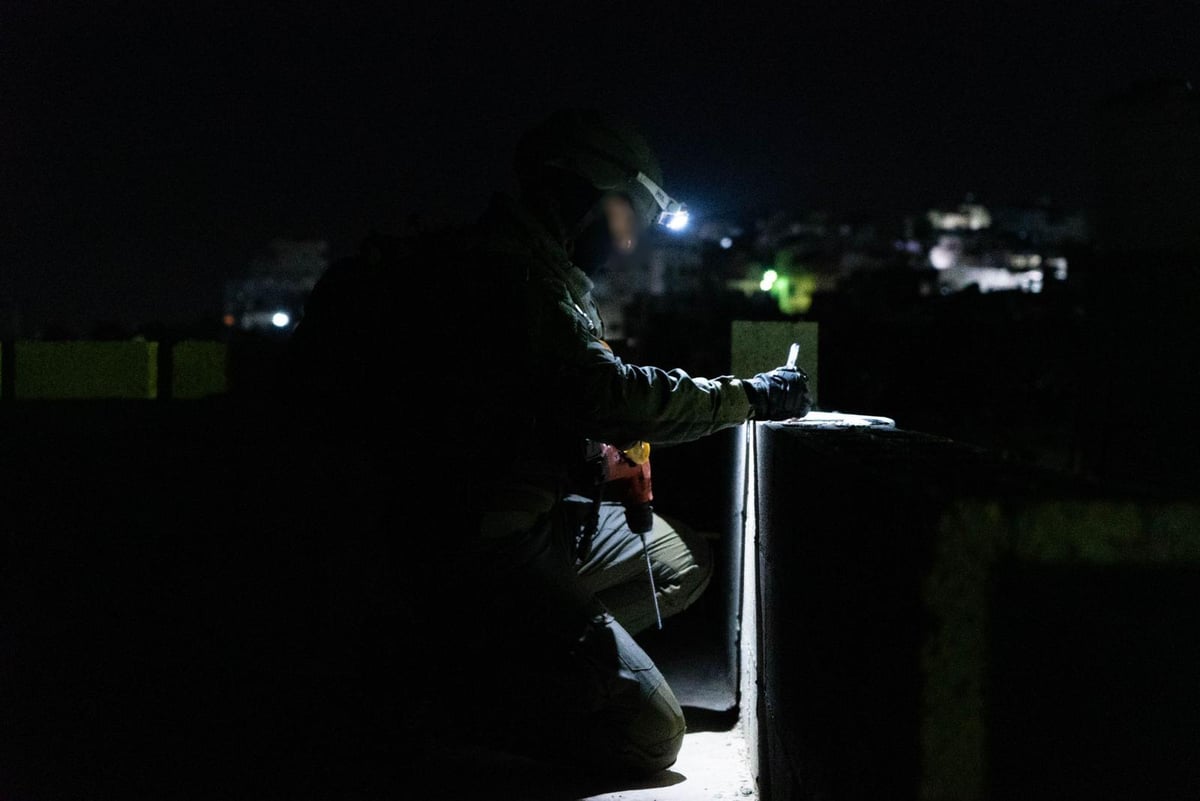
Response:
[289,108,811,782]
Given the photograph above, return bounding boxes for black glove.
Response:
[743,366,812,420]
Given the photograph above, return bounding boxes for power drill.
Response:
[579,440,663,629]
[598,441,654,533]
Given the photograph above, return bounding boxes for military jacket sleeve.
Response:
[527,272,753,447]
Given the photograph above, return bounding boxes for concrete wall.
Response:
[1,340,227,400]
[749,422,1200,800]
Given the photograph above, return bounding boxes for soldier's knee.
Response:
[654,515,714,617]
[574,614,686,775]
[679,531,713,604]
[611,677,686,774]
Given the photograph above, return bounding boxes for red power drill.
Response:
[580,440,663,628]
[598,441,653,533]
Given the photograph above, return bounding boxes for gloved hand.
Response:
[743,366,812,420]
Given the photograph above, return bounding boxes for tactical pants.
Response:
[569,497,713,637]
[421,499,711,778]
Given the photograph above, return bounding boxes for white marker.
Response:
[786,342,799,370]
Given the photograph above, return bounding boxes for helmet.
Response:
[514,109,688,231]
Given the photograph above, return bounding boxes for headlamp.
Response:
[635,171,690,231]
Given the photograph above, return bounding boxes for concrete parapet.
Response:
[14,341,159,399]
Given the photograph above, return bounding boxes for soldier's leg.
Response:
[561,610,686,773]
[573,500,714,636]
[429,507,686,777]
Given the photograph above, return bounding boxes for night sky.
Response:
[2,2,1197,330]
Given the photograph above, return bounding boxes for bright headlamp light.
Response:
[635,171,690,231]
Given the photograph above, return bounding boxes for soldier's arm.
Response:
[536,290,752,446]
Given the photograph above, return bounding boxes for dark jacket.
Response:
[463,193,751,535]
[289,192,751,539]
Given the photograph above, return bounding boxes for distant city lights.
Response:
[928,238,959,270]
[929,203,992,231]
[937,266,1044,294]
[271,312,291,328]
